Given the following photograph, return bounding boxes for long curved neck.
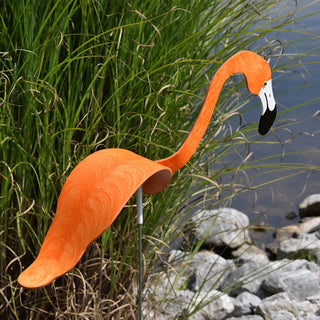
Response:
[156,53,245,173]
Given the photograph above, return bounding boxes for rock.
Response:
[270,219,320,258]
[299,217,320,233]
[274,217,320,241]
[195,290,234,320]
[286,211,299,219]
[157,289,234,320]
[143,309,170,320]
[220,258,320,299]
[300,194,320,217]
[191,208,251,249]
[232,243,269,261]
[274,258,320,277]
[274,224,299,241]
[256,292,300,320]
[297,316,320,320]
[144,281,234,319]
[144,270,187,300]
[145,201,320,320]
[185,251,234,291]
[277,233,320,261]
[271,311,296,320]
[262,268,320,301]
[225,316,264,320]
[160,290,194,317]
[307,294,320,307]
[296,300,319,317]
[266,240,281,258]
[219,255,273,297]
[168,249,186,265]
[232,291,261,316]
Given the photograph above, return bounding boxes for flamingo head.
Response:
[241,51,277,135]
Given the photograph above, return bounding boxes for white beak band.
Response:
[258,79,277,135]
[258,79,276,115]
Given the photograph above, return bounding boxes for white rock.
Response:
[168,249,186,265]
[299,217,320,234]
[219,256,274,297]
[232,291,261,316]
[142,308,170,320]
[195,290,234,320]
[225,316,264,320]
[144,270,187,301]
[192,208,250,248]
[274,225,300,241]
[151,289,205,319]
[296,300,318,317]
[277,233,320,260]
[257,292,300,320]
[262,268,320,301]
[270,311,296,320]
[232,243,269,262]
[297,316,320,320]
[185,251,234,291]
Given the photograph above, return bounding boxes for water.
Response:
[219,0,320,246]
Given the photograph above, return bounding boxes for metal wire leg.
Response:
[136,186,143,320]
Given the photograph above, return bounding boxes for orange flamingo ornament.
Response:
[18,51,277,289]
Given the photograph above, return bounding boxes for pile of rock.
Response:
[143,194,320,319]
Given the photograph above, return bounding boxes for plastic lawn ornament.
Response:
[18,51,277,314]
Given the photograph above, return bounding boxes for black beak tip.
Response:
[258,106,277,135]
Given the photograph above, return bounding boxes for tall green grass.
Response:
[1,0,320,318]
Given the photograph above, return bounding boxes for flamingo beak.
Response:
[258,79,277,135]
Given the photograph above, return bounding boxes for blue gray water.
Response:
[222,0,320,245]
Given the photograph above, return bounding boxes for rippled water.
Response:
[222,0,320,245]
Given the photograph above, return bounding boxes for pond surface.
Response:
[222,0,320,246]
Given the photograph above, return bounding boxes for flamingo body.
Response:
[18,149,171,288]
[18,51,277,288]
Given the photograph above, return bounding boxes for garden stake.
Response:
[136,186,143,320]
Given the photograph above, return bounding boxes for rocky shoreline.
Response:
[143,194,320,320]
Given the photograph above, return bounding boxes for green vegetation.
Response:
[1,0,320,318]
